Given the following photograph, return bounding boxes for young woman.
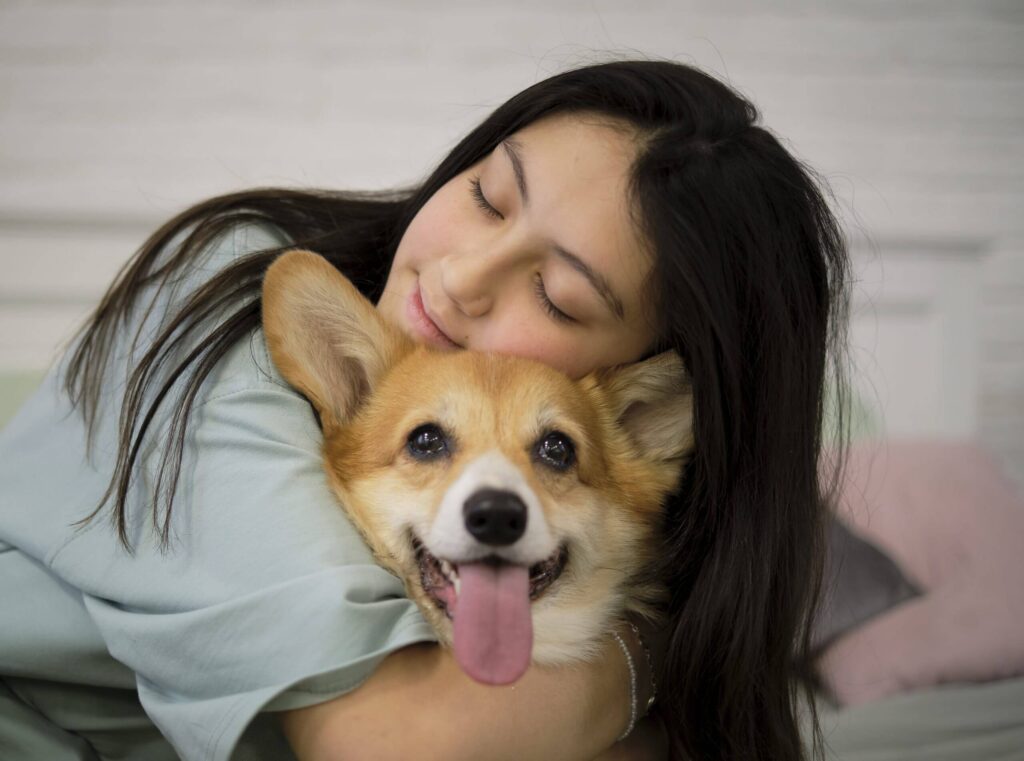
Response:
[0,59,850,760]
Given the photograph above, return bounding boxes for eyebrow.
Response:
[500,138,627,322]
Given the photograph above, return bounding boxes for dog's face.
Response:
[263,250,693,685]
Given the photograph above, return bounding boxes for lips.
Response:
[407,283,460,349]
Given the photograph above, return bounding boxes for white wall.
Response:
[1,0,1022,482]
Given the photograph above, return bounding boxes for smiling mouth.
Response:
[408,284,461,349]
[411,535,569,619]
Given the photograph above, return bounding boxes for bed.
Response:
[804,675,1024,760]
[805,439,1024,760]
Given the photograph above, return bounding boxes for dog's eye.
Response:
[535,431,576,471]
[407,423,449,460]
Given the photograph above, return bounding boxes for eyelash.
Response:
[468,176,503,220]
[468,174,574,324]
[534,274,574,324]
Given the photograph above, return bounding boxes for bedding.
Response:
[804,439,1024,760]
[803,674,1024,760]
[816,440,1024,707]
[811,513,922,658]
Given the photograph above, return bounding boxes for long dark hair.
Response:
[66,58,850,760]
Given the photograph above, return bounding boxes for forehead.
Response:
[499,113,653,321]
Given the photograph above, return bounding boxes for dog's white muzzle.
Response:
[424,450,556,565]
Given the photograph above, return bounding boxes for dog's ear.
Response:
[593,351,694,462]
[262,249,411,433]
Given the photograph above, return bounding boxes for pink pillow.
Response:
[815,440,1024,706]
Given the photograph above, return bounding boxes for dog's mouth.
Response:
[412,534,569,619]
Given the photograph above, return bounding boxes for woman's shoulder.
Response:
[132,216,299,403]
[192,221,305,401]
[169,216,293,286]
[202,217,293,264]
[202,324,303,409]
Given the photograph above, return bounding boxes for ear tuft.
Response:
[594,351,694,462]
[262,249,410,432]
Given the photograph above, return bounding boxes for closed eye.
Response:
[534,274,574,324]
[468,176,503,220]
[469,174,573,324]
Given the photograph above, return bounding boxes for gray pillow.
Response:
[809,513,922,656]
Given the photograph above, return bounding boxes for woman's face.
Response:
[378,113,658,379]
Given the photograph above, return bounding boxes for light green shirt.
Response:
[0,222,436,760]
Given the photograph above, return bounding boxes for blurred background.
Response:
[1,0,1021,486]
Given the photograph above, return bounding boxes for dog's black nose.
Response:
[463,488,527,546]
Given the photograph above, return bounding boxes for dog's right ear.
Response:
[262,249,411,434]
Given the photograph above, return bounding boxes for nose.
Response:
[463,488,528,546]
[439,251,501,318]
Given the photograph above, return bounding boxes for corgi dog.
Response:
[262,250,693,685]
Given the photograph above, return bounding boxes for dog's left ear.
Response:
[262,249,411,434]
[592,351,694,462]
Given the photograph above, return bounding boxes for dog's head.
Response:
[263,250,693,684]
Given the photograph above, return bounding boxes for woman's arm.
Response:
[591,714,669,761]
[281,635,636,761]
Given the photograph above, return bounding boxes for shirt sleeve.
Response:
[1,221,438,760]
[68,372,437,760]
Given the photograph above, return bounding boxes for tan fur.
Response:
[263,250,693,664]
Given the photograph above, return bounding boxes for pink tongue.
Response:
[452,561,532,685]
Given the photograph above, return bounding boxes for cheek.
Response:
[396,185,465,268]
[478,320,591,378]
[483,319,652,378]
